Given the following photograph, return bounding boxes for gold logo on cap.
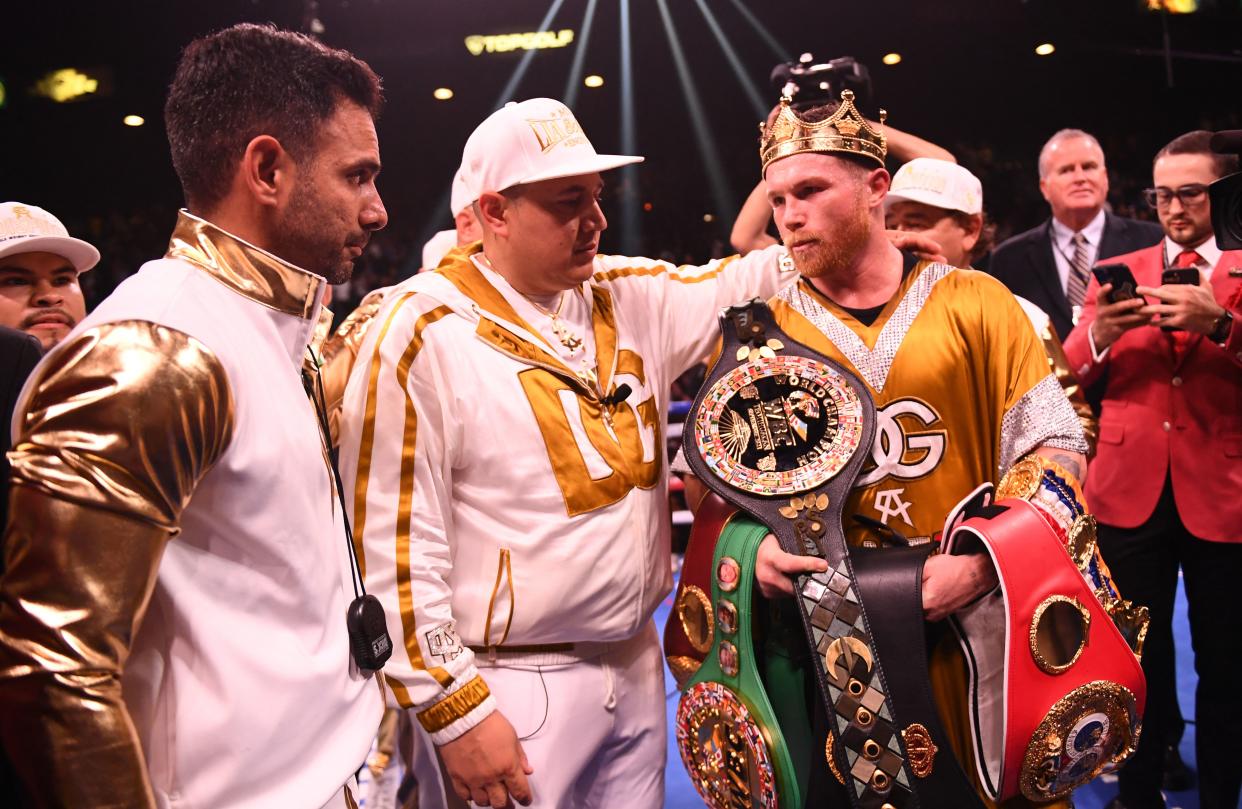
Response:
[526,110,587,153]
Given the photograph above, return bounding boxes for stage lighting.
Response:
[34,68,99,103]
[123,115,144,127]
[1035,42,1056,56]
[433,87,454,101]
[882,53,902,66]
[703,214,715,223]
[584,74,604,88]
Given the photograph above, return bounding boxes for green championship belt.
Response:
[676,516,814,809]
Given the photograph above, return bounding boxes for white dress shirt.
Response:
[1051,209,1107,293]
[1164,235,1223,281]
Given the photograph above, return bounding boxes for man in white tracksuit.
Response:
[338,98,804,808]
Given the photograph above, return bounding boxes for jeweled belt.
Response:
[682,300,980,809]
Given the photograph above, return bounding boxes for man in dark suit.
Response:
[1064,130,1242,809]
[989,129,1162,339]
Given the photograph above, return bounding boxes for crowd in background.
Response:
[58,131,1171,322]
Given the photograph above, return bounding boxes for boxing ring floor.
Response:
[658,573,1206,809]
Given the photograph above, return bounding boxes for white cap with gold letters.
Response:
[0,202,100,272]
[459,98,643,198]
[885,158,983,216]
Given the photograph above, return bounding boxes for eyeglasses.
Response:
[1143,184,1209,209]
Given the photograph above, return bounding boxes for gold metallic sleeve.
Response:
[0,320,234,807]
[1039,321,1098,458]
[321,289,388,446]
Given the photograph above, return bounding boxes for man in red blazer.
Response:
[1064,130,1242,809]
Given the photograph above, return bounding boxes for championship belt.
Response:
[940,464,1149,803]
[679,300,970,809]
[675,513,814,808]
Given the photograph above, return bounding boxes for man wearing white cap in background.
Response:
[0,202,98,350]
[886,158,1097,453]
[0,203,98,553]
[421,170,483,270]
[338,97,802,808]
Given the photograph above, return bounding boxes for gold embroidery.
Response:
[416,675,493,734]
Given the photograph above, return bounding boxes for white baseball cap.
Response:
[449,168,474,217]
[885,158,983,216]
[459,98,643,199]
[0,202,100,272]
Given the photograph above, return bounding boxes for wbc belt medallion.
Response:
[694,353,866,496]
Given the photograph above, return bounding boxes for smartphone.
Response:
[1158,268,1199,332]
[1091,263,1141,303]
[1161,268,1200,286]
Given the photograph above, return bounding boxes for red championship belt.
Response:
[940,463,1148,803]
[665,492,739,688]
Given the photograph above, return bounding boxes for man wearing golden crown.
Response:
[750,91,1095,808]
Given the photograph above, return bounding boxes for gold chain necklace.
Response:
[479,253,600,402]
[525,291,584,353]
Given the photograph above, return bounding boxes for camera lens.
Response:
[1209,173,1242,251]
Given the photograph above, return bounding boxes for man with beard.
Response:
[0,202,96,349]
[0,24,388,808]
[1064,130,1242,809]
[751,94,1089,808]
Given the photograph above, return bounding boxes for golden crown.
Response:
[759,90,888,173]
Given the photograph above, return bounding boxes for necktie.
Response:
[1067,232,1091,310]
[1174,249,1202,270]
[1169,249,1202,359]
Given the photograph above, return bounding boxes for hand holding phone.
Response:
[1155,266,1202,331]
[1091,264,1142,304]
[1089,263,1149,351]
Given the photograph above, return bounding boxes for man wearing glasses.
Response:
[1063,130,1242,809]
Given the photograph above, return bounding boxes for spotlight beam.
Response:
[495,0,568,106]
[564,0,600,108]
[654,0,735,220]
[617,0,641,255]
[413,0,566,267]
[726,0,789,62]
[693,0,769,120]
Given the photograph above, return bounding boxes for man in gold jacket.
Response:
[0,25,389,808]
[750,95,1090,808]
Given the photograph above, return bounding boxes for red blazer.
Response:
[1063,243,1242,542]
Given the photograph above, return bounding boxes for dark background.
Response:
[2,0,1240,305]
